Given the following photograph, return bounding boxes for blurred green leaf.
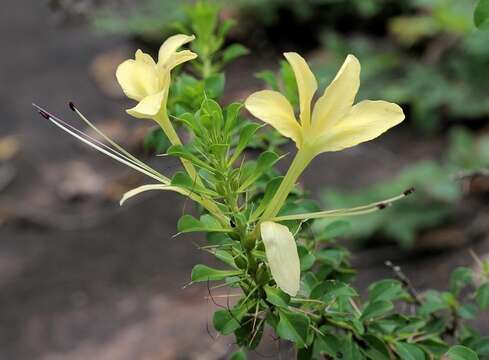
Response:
[475,0,489,29]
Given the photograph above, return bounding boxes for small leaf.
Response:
[230,349,247,360]
[177,214,229,233]
[322,221,352,240]
[363,335,391,360]
[264,285,290,308]
[229,122,262,164]
[255,70,279,90]
[276,309,310,348]
[167,144,213,171]
[298,246,316,271]
[368,279,406,303]
[224,102,243,134]
[310,280,358,303]
[395,342,426,360]
[213,309,240,335]
[315,248,346,268]
[143,128,171,154]
[222,43,249,65]
[250,176,282,221]
[191,264,241,282]
[475,0,489,30]
[361,300,394,321]
[476,282,489,310]
[449,267,472,296]
[238,151,281,191]
[445,345,479,360]
[204,73,225,99]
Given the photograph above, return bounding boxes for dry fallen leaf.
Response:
[0,135,21,161]
[58,161,105,201]
[90,48,129,99]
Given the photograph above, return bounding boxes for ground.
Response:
[0,1,488,359]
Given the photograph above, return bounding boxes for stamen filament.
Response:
[33,104,167,184]
[70,102,169,182]
[271,188,414,221]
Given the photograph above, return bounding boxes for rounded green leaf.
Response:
[445,345,479,360]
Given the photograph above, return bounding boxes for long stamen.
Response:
[68,102,169,182]
[271,188,414,221]
[33,104,167,184]
[34,104,139,166]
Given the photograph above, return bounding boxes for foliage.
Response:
[321,128,489,247]
[475,0,489,29]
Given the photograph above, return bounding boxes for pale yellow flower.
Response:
[245,53,404,156]
[260,221,300,296]
[116,34,197,119]
[247,53,405,221]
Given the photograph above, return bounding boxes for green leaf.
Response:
[229,122,262,164]
[255,70,279,91]
[476,282,489,309]
[310,280,358,303]
[201,98,224,129]
[230,349,247,360]
[177,214,229,233]
[276,309,310,348]
[204,73,225,99]
[445,345,479,360]
[298,246,316,272]
[368,279,406,303]
[315,248,346,268]
[222,43,249,65]
[449,267,473,296]
[167,144,213,171]
[264,285,290,308]
[238,151,281,191]
[191,264,241,282]
[224,102,243,134]
[213,309,241,335]
[395,342,426,360]
[143,128,171,154]
[250,176,282,221]
[475,0,489,29]
[360,300,394,321]
[321,220,352,240]
[363,335,391,360]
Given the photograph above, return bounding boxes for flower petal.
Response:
[314,100,405,153]
[245,90,302,147]
[260,221,300,296]
[284,52,317,127]
[116,57,160,101]
[135,49,156,66]
[158,34,197,69]
[120,184,188,205]
[311,55,361,134]
[126,90,166,119]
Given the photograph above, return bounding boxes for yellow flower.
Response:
[260,221,300,296]
[116,34,197,119]
[247,53,405,221]
[245,53,404,156]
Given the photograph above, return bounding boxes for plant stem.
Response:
[261,148,313,221]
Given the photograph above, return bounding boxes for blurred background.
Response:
[1,0,488,359]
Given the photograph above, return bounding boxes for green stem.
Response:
[261,148,314,221]
[154,109,228,225]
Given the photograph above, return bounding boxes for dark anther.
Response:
[377,203,387,210]
[403,187,415,196]
[230,219,236,228]
[38,109,50,119]
[68,101,76,111]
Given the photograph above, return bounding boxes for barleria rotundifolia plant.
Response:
[34,26,489,360]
